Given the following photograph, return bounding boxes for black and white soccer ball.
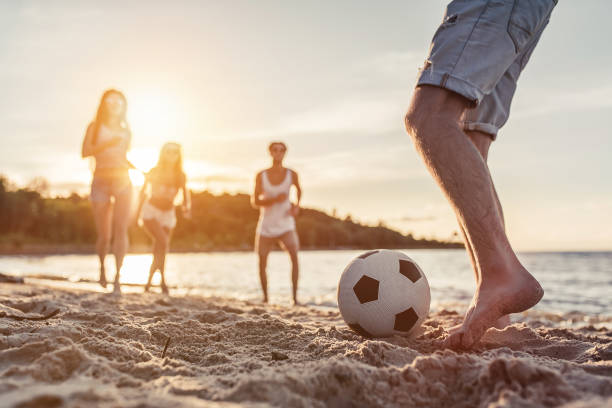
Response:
[337,249,431,338]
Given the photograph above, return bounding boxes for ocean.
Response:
[1,249,610,315]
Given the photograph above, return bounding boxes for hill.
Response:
[0,176,462,254]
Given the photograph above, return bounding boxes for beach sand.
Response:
[0,283,610,408]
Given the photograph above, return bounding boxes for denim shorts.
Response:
[417,0,557,138]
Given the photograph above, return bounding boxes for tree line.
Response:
[0,175,462,253]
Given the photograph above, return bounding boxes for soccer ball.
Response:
[337,249,431,338]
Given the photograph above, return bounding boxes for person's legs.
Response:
[405,86,543,348]
[143,218,170,293]
[111,186,132,293]
[256,234,274,303]
[279,230,300,305]
[159,227,172,294]
[92,200,112,288]
[407,0,555,348]
[454,130,510,330]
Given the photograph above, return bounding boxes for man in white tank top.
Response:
[252,142,302,305]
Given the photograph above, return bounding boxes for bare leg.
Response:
[405,86,543,348]
[144,258,158,292]
[280,231,300,305]
[159,227,171,295]
[92,201,112,288]
[112,189,132,294]
[143,219,171,294]
[453,131,510,330]
[256,235,272,303]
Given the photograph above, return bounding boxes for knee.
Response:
[405,87,467,144]
[258,255,268,268]
[404,101,443,143]
[155,238,169,252]
[97,234,111,248]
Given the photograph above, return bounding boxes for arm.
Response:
[181,174,192,219]
[292,170,302,206]
[251,172,285,208]
[135,177,149,220]
[289,170,302,217]
[81,122,123,158]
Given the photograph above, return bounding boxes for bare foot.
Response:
[444,268,543,349]
[99,268,107,289]
[262,296,268,304]
[161,284,169,295]
[446,314,511,338]
[493,315,511,329]
[292,298,300,307]
[112,282,121,295]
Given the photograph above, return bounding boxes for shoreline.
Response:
[1,282,610,407]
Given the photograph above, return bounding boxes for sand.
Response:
[0,283,610,408]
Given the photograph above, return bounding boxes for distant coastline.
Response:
[0,175,462,256]
[0,243,464,256]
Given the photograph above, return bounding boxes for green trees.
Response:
[0,176,461,252]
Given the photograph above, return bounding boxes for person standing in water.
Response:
[138,142,191,295]
[252,142,302,305]
[404,1,556,348]
[81,89,132,294]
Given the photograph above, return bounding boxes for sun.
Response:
[128,90,181,141]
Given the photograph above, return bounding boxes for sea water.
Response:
[1,250,610,315]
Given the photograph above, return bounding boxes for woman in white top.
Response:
[252,142,302,304]
[81,89,132,294]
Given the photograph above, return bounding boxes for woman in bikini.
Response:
[81,89,132,294]
[138,142,191,294]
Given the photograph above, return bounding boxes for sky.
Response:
[1,0,611,251]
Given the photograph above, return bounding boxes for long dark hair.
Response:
[151,142,185,187]
[92,89,128,144]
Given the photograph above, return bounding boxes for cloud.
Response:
[242,50,419,139]
[513,84,612,119]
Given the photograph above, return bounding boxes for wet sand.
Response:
[0,283,610,407]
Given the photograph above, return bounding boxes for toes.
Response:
[494,315,511,330]
[443,331,464,350]
[460,330,474,348]
[447,323,462,335]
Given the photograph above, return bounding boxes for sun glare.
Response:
[129,90,182,141]
[119,254,159,286]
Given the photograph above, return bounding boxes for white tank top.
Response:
[256,169,296,237]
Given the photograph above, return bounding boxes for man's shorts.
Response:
[417,0,557,139]
[256,230,300,254]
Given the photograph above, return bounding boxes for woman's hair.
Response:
[152,142,185,187]
[268,141,287,152]
[92,89,128,144]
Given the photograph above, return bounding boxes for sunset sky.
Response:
[1,1,611,251]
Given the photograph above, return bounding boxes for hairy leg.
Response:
[405,86,543,348]
[111,189,132,293]
[256,235,273,303]
[453,131,510,330]
[92,201,112,288]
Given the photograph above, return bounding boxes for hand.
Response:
[109,136,123,146]
[182,205,192,220]
[287,203,300,217]
[275,193,287,203]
